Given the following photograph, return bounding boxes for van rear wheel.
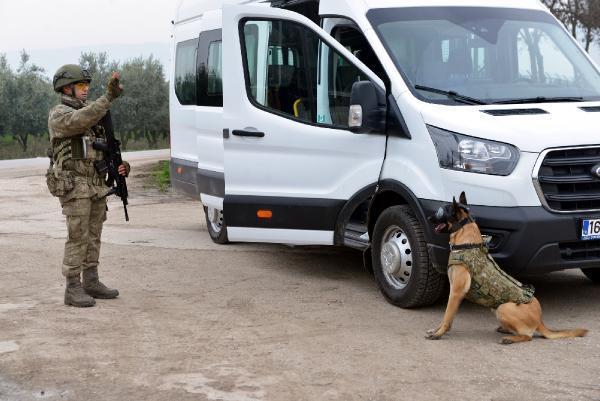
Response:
[581,268,600,284]
[371,205,445,308]
[204,206,229,244]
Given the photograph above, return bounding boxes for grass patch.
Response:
[151,160,171,192]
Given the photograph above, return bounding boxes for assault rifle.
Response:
[93,111,129,221]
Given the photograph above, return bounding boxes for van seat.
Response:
[268,65,295,88]
[417,41,447,87]
[447,45,472,83]
[267,65,304,117]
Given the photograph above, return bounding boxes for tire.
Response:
[581,268,600,284]
[204,206,229,244]
[371,205,445,308]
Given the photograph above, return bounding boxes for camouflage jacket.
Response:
[48,94,113,202]
[448,246,535,309]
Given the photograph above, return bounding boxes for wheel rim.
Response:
[380,225,413,289]
[207,207,224,233]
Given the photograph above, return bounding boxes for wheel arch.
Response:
[334,183,378,246]
[333,179,437,247]
[368,180,433,243]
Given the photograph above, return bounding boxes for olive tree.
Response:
[8,51,54,152]
[541,0,600,51]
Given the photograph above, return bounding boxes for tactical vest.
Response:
[48,126,107,195]
[448,246,535,309]
[50,94,106,169]
[51,126,106,170]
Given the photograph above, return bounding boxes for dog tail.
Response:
[537,323,588,339]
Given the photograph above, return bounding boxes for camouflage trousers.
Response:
[60,196,107,278]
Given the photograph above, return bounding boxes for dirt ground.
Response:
[0,152,599,401]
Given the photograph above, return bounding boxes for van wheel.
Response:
[372,205,445,308]
[581,268,600,284]
[204,206,229,244]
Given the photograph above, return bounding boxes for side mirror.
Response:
[348,81,387,134]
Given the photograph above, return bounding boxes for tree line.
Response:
[1,2,600,157]
[0,51,168,156]
[541,0,600,51]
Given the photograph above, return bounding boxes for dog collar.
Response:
[450,242,487,251]
[449,216,475,234]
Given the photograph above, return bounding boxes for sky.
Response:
[0,0,175,52]
[1,0,600,74]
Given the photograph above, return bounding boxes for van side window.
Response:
[242,20,313,121]
[326,44,369,126]
[197,29,223,107]
[332,25,385,80]
[207,41,223,95]
[325,25,387,125]
[175,38,199,105]
[243,24,260,100]
[241,19,371,129]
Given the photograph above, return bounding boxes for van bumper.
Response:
[419,199,600,275]
[170,158,198,198]
[170,158,225,199]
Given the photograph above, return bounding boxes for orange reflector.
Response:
[177,167,183,174]
[257,210,272,219]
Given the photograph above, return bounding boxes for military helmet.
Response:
[52,64,92,92]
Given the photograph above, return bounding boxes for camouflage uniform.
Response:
[48,93,116,278]
[448,246,535,309]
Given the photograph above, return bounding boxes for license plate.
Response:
[581,219,600,240]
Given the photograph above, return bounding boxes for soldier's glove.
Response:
[119,161,130,177]
[106,73,123,101]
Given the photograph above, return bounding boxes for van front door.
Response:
[222,5,386,245]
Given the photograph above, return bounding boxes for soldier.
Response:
[48,64,129,307]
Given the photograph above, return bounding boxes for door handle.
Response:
[232,130,265,138]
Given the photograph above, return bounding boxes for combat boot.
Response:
[65,276,96,307]
[82,267,119,299]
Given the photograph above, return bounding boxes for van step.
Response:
[344,223,369,250]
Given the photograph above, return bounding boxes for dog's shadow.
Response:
[419,269,596,314]
[517,270,598,313]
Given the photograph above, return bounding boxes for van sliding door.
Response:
[222,5,386,245]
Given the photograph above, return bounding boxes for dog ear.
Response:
[459,191,467,205]
[452,196,458,213]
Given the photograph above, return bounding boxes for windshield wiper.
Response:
[493,96,584,105]
[414,85,488,105]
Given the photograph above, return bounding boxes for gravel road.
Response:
[0,152,598,401]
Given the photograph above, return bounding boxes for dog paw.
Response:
[425,332,443,340]
[499,337,513,345]
[496,326,512,334]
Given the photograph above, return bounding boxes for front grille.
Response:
[560,240,600,261]
[536,147,600,212]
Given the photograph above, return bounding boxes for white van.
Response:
[170,0,600,307]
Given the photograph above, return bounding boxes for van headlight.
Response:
[427,125,519,176]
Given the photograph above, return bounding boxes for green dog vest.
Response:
[448,247,535,309]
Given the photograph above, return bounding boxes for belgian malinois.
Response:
[426,192,588,344]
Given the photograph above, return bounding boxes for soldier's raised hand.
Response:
[106,72,124,101]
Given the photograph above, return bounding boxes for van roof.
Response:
[175,0,261,24]
[175,0,547,24]
[364,0,545,11]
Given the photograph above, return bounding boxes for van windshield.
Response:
[367,7,600,105]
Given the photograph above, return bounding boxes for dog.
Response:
[426,192,588,344]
